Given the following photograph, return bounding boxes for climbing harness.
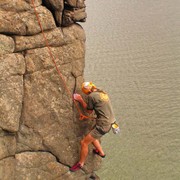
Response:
[31,0,93,120]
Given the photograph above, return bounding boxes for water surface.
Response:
[82,1,180,179]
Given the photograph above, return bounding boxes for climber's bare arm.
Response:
[73,94,93,114]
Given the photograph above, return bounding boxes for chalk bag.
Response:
[112,122,120,134]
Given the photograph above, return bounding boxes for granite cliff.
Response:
[0,0,101,179]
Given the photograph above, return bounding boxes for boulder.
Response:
[16,124,45,152]
[0,10,26,35]
[0,35,15,54]
[65,0,86,8]
[15,152,69,179]
[0,0,32,12]
[62,24,86,44]
[14,28,64,52]
[0,53,25,132]
[63,8,87,26]
[19,6,56,35]
[24,40,85,74]
[43,0,64,11]
[0,157,15,180]
[0,135,16,159]
[0,5,55,36]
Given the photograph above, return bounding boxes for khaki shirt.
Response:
[87,91,115,128]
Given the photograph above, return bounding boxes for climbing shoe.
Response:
[70,162,82,172]
[93,149,106,158]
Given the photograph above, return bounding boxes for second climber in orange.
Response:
[70,82,116,172]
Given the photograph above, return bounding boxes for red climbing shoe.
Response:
[70,162,82,172]
[93,149,106,158]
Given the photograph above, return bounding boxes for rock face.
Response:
[0,0,101,179]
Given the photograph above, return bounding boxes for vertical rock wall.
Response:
[0,0,101,179]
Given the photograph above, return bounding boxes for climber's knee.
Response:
[81,133,95,147]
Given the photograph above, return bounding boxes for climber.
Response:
[70,82,116,172]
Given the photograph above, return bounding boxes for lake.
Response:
[81,0,180,179]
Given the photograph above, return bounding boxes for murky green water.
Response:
[81,0,180,179]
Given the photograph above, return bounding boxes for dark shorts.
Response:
[90,124,112,139]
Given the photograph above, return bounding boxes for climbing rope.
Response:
[31,0,91,120]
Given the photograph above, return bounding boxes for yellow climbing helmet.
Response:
[82,82,96,94]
